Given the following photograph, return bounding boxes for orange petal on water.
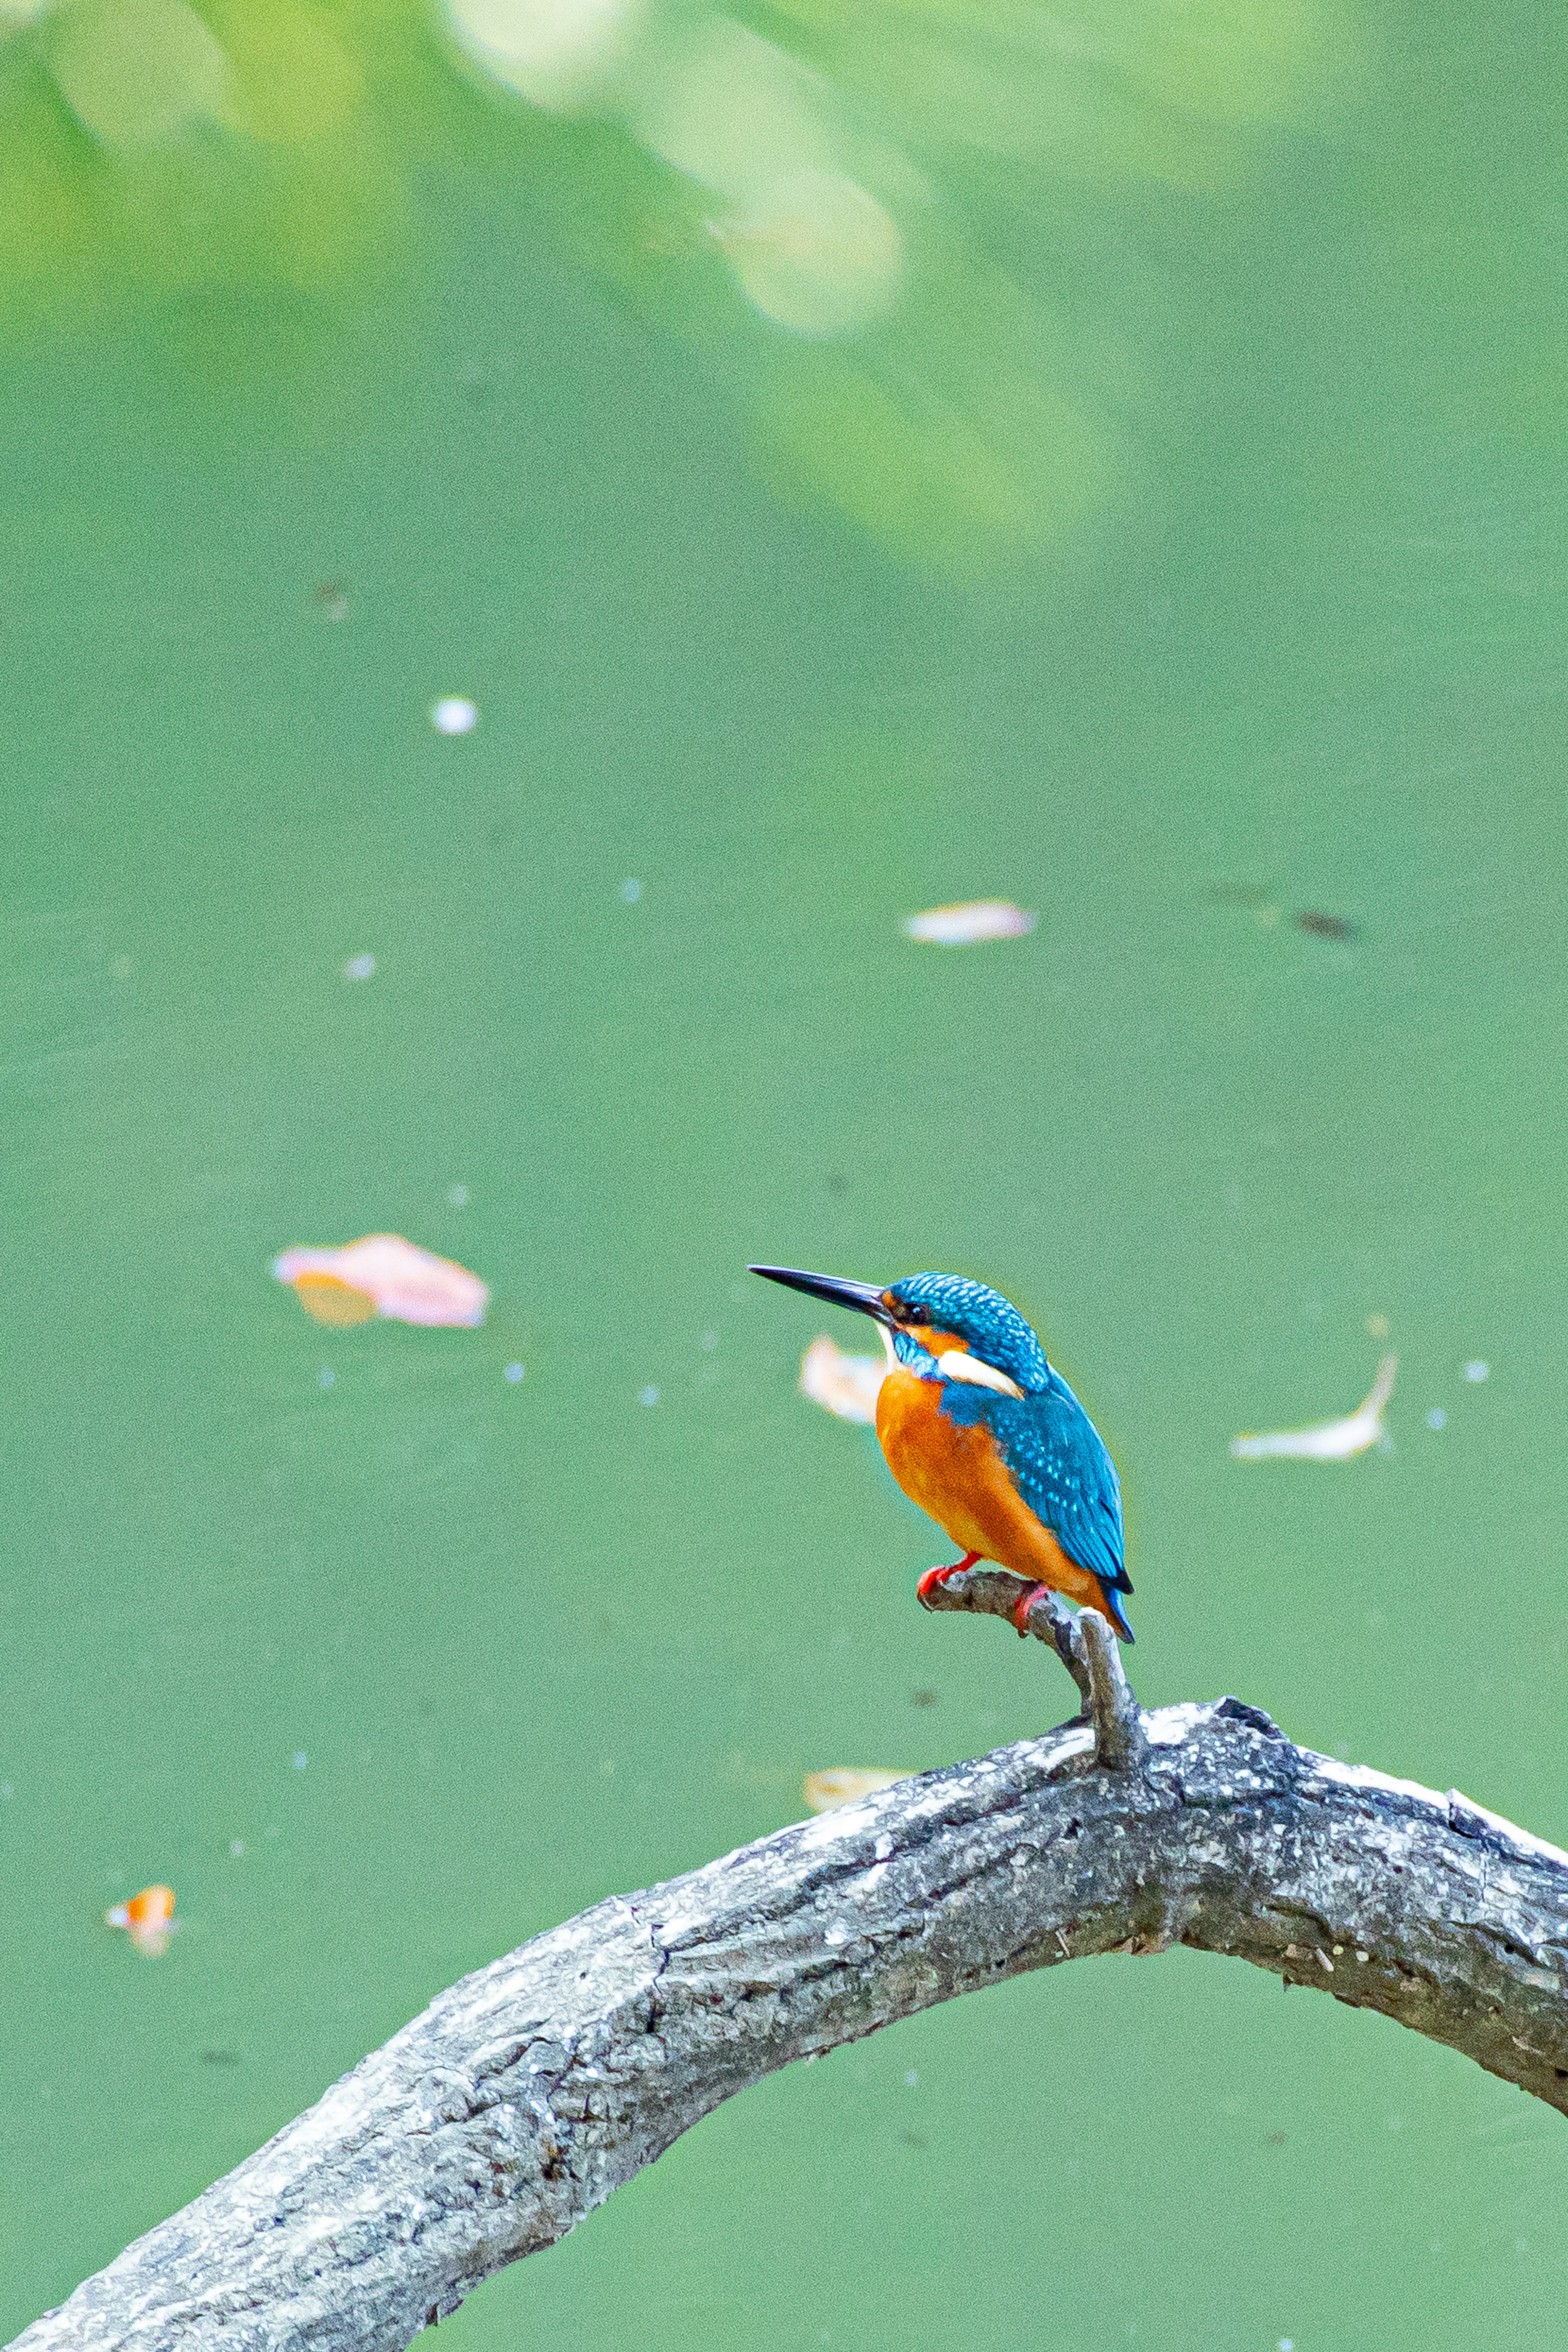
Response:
[107,1884,176,1953]
[291,1272,377,1326]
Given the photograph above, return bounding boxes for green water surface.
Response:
[2,2,1566,2345]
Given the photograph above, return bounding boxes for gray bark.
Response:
[14,1581,1568,2352]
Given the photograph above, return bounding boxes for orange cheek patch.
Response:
[291,1273,377,1326]
[906,1325,962,1356]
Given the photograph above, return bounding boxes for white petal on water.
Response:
[1230,1355,1397,1462]
[802,1767,912,1815]
[799,1335,885,1425]
[904,900,1037,945]
[430,696,478,735]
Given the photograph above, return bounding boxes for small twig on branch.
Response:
[919,1567,1145,1768]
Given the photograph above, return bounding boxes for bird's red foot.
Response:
[917,1552,980,1608]
[1011,1581,1051,1637]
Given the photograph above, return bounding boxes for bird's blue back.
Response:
[888,1272,1129,1597]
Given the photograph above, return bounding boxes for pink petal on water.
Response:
[273,1235,488,1329]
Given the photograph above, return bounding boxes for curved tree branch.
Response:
[14,1597,1568,2352]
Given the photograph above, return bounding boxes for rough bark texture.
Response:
[14,1589,1568,2352]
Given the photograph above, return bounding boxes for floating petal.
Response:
[800,1334,886,1424]
[290,1272,376,1327]
[1231,1355,1397,1462]
[106,1882,177,1957]
[273,1236,488,1329]
[904,900,1037,945]
[803,1767,912,1815]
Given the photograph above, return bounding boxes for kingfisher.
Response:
[751,1265,1133,1641]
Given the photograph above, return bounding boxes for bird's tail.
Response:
[1094,1579,1135,1644]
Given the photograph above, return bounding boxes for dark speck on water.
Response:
[199,2051,241,2066]
[912,1689,938,1707]
[1296,911,1358,941]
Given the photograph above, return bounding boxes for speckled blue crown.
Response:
[889,1272,1051,1392]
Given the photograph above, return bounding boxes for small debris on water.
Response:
[1230,1356,1396,1462]
[274,1236,488,1328]
[294,1753,307,1769]
[639,1385,659,1406]
[230,1839,245,1858]
[911,1688,937,1708]
[1463,1360,1489,1381]
[800,1334,885,1424]
[803,1767,912,1814]
[316,582,348,622]
[200,2049,240,2065]
[1365,1312,1391,1338]
[904,900,1036,945]
[904,2068,919,2087]
[620,878,643,903]
[1296,910,1358,941]
[431,696,478,735]
[448,1184,469,1207]
[317,1368,336,1388]
[106,1884,176,1958]
[1427,1407,1446,1430]
[343,953,376,981]
[504,1362,525,1383]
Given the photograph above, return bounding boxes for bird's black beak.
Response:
[749,1265,894,1323]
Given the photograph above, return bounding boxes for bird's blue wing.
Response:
[940,1371,1128,1592]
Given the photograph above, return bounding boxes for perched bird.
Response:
[751,1265,1132,1640]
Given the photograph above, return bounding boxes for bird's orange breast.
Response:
[874,1366,1105,1610]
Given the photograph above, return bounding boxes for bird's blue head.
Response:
[883,1272,1051,1390]
[749,1264,1051,1393]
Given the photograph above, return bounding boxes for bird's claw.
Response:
[916,1552,981,1609]
[1011,1581,1049,1637]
